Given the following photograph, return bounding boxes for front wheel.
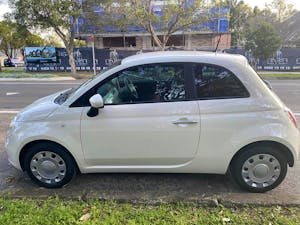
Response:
[230,145,288,193]
[23,143,76,188]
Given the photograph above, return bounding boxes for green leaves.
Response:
[11,0,81,30]
[0,20,44,58]
[245,22,282,59]
[10,0,83,76]
[117,0,208,50]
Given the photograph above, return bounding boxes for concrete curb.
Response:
[0,77,76,81]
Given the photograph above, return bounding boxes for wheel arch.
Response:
[19,140,81,173]
[229,141,295,170]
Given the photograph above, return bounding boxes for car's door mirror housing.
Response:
[89,94,104,108]
[87,94,104,117]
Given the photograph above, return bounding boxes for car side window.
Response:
[96,63,186,105]
[192,63,249,99]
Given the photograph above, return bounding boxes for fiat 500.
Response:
[5,51,299,192]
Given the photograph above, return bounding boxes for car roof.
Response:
[121,51,248,67]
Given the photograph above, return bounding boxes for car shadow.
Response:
[2,151,299,205]
[1,158,245,202]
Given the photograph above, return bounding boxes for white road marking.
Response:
[6,92,20,96]
[0,110,20,114]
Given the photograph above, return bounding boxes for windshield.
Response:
[54,61,122,105]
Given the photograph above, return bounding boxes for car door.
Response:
[80,63,201,166]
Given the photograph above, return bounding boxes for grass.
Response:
[0,71,60,78]
[258,73,300,78]
[0,197,299,225]
[0,71,94,79]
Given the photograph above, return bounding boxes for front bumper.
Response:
[5,122,23,171]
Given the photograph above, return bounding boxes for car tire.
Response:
[230,145,288,193]
[23,142,76,188]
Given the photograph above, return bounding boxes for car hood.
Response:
[15,90,67,122]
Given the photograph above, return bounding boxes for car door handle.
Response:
[172,118,198,125]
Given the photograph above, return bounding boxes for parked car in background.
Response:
[5,51,300,192]
[4,58,25,67]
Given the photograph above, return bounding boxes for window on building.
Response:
[152,35,185,47]
[103,37,136,48]
[125,37,136,47]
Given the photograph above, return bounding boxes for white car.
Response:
[5,51,300,192]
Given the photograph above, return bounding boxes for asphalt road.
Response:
[0,79,300,204]
[0,80,82,110]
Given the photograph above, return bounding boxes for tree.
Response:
[245,22,281,59]
[268,0,297,22]
[215,0,253,47]
[10,0,82,77]
[116,0,208,50]
[0,20,44,58]
[251,5,278,26]
[44,34,64,48]
[80,0,114,34]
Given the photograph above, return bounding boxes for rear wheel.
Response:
[23,143,76,188]
[230,145,288,193]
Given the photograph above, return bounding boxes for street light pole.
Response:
[90,35,96,75]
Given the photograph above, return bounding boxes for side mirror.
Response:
[87,94,104,117]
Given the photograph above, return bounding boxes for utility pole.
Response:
[90,35,96,75]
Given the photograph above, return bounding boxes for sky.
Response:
[0,1,11,19]
[243,0,300,10]
[0,0,300,19]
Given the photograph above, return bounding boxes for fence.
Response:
[25,47,300,72]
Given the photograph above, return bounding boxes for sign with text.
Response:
[26,48,145,72]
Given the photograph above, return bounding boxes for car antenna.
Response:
[214,34,222,53]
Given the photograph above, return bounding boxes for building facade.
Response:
[75,1,231,50]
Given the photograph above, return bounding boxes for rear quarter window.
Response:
[192,63,249,99]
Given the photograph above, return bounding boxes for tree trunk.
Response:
[161,35,172,51]
[152,34,163,50]
[54,25,77,78]
[66,46,78,78]
[148,23,164,50]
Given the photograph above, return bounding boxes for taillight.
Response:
[286,108,298,128]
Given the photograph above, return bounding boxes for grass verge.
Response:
[0,71,94,79]
[0,197,299,225]
[0,72,60,78]
[258,73,300,78]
